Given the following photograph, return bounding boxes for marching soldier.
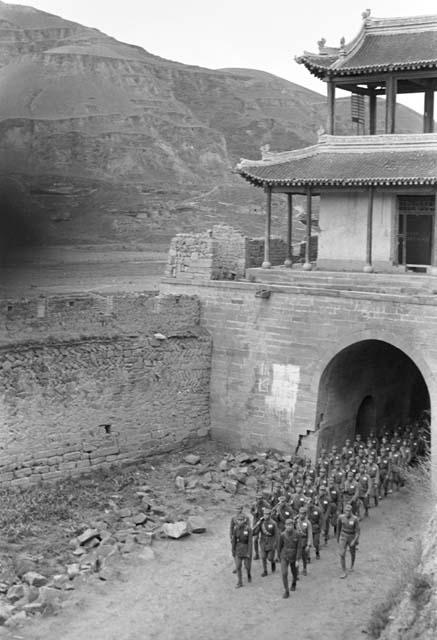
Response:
[250,493,269,559]
[307,498,323,559]
[229,506,250,574]
[278,518,301,598]
[294,506,313,576]
[231,512,253,588]
[337,502,360,579]
[253,507,279,576]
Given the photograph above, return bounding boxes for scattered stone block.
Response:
[184,454,200,465]
[246,476,258,490]
[236,452,254,464]
[4,610,26,627]
[22,572,48,588]
[136,532,153,546]
[186,476,199,489]
[23,602,44,615]
[175,476,185,491]
[188,516,207,533]
[37,586,63,607]
[14,556,37,578]
[72,547,86,557]
[133,512,148,525]
[218,460,228,472]
[6,585,25,603]
[162,521,190,539]
[83,537,101,549]
[223,479,238,494]
[77,528,100,546]
[49,574,69,590]
[66,564,80,580]
[0,584,7,594]
[153,333,167,340]
[0,604,14,624]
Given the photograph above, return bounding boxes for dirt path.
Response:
[8,489,420,640]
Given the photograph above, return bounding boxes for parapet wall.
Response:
[0,293,211,486]
[165,225,288,281]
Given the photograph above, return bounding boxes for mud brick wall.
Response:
[247,237,288,267]
[0,293,211,486]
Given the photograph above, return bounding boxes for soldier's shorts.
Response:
[261,547,275,562]
[338,534,355,556]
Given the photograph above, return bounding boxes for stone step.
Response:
[246,268,437,296]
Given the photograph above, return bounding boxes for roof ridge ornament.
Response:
[361,8,371,20]
[318,37,326,53]
[339,37,346,56]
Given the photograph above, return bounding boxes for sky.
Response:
[11,0,437,111]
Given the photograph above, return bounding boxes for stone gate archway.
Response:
[315,339,430,453]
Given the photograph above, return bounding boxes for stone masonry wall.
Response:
[165,226,288,281]
[0,293,211,486]
[160,278,437,464]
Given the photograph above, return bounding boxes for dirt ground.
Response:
[0,246,168,297]
[4,488,421,640]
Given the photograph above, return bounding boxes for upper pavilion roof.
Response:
[236,134,437,189]
[296,14,437,78]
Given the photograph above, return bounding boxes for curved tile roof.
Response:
[236,134,437,188]
[296,14,437,78]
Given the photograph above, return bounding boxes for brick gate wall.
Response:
[160,278,437,462]
[0,293,211,486]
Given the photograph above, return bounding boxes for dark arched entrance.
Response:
[356,395,376,438]
[316,339,430,452]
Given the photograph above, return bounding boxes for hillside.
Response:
[0,1,425,258]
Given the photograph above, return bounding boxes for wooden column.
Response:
[431,189,437,275]
[363,186,374,273]
[284,193,293,267]
[369,91,377,135]
[385,76,397,134]
[327,80,336,135]
[262,186,272,268]
[303,188,312,271]
[424,88,435,133]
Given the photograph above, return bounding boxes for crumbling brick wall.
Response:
[165,225,289,280]
[0,293,211,486]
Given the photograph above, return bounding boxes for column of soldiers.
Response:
[230,419,429,597]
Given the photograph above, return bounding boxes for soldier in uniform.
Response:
[231,512,253,588]
[253,507,278,576]
[294,506,313,576]
[250,493,269,559]
[307,498,323,559]
[337,502,360,579]
[273,494,294,532]
[278,518,301,598]
[229,506,250,573]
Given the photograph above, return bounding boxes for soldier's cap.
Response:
[278,495,286,501]
[299,507,307,514]
[285,518,294,525]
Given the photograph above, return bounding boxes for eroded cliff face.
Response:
[0,1,424,252]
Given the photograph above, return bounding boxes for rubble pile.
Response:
[0,446,298,627]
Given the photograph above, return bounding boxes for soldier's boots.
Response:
[261,559,268,577]
[271,561,276,573]
[290,582,296,591]
[236,568,243,588]
[247,570,252,583]
[283,590,290,599]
